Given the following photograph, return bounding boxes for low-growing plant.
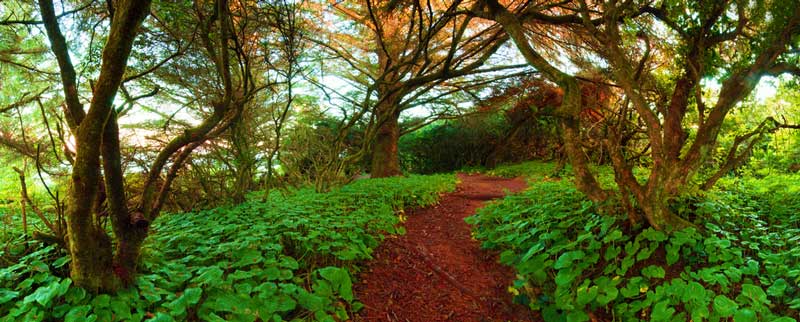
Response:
[468,162,799,321]
[1,174,456,321]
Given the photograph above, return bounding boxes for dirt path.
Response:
[354,174,537,322]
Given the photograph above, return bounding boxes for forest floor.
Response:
[354,174,538,322]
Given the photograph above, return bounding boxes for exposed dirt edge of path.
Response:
[354,173,540,322]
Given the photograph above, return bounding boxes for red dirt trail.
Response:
[354,174,539,322]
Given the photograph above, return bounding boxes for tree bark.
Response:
[638,189,693,232]
[370,97,403,178]
[231,112,256,203]
[102,112,148,286]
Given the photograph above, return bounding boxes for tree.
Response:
[318,0,522,177]
[3,0,262,291]
[35,0,153,292]
[256,0,308,199]
[478,0,800,231]
[475,0,610,204]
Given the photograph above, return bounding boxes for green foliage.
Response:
[467,163,800,321]
[0,174,456,321]
[399,117,505,174]
[486,161,559,178]
[399,102,561,175]
[711,82,800,175]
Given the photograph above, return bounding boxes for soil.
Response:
[353,173,540,322]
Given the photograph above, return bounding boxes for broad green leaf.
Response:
[641,229,667,242]
[0,289,19,305]
[521,243,545,262]
[204,293,252,315]
[604,245,621,261]
[193,266,224,287]
[566,310,589,322]
[766,279,788,297]
[65,287,87,304]
[109,299,132,321]
[296,288,325,312]
[688,302,710,322]
[770,317,797,322]
[166,288,203,316]
[318,267,353,302]
[742,260,759,275]
[641,266,666,279]
[665,243,680,265]
[733,309,757,322]
[91,294,111,308]
[713,295,738,317]
[148,312,177,322]
[555,268,580,286]
[64,305,93,322]
[682,281,706,303]
[576,283,598,306]
[53,256,70,268]
[740,284,769,305]
[24,279,67,306]
[602,230,623,243]
[554,251,586,269]
[620,277,644,298]
[651,300,675,322]
[233,249,264,268]
[595,285,618,306]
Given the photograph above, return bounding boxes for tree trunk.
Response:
[65,176,117,292]
[370,107,403,178]
[112,219,147,286]
[103,112,148,286]
[638,191,694,232]
[231,112,255,203]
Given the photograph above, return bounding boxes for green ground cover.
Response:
[468,162,800,321]
[0,174,456,321]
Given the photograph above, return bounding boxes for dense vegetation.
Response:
[2,0,800,320]
[0,175,455,321]
[469,162,800,321]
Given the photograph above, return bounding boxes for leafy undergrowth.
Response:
[0,174,456,321]
[468,161,799,321]
[485,161,559,178]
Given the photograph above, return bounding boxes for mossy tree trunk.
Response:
[231,111,257,203]
[370,92,403,178]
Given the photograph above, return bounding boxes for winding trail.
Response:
[354,174,537,322]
